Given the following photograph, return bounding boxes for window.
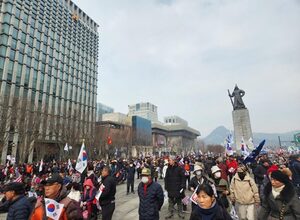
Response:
[0,46,7,57]
[0,57,5,80]
[1,24,10,35]
[15,8,21,18]
[12,28,18,39]
[9,50,16,60]
[3,2,13,13]
[18,53,24,63]
[3,13,11,23]
[0,35,9,45]
[12,17,19,27]
[11,39,17,50]
[24,67,30,87]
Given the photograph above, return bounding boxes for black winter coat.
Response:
[126,166,136,181]
[189,202,232,220]
[258,181,300,220]
[164,163,186,198]
[289,159,300,185]
[253,164,268,185]
[7,195,32,220]
[99,175,116,206]
[138,181,164,220]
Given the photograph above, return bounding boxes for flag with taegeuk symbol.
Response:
[75,142,88,173]
[45,198,64,220]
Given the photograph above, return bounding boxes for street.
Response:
[112,178,191,220]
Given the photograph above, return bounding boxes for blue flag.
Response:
[243,140,266,164]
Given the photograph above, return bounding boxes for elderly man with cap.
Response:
[258,170,300,220]
[2,182,32,220]
[138,168,164,220]
[189,162,215,211]
[30,173,82,220]
[230,165,260,220]
[164,155,186,219]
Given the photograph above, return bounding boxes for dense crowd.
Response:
[0,151,299,220]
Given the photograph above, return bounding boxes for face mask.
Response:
[130,164,133,167]
[238,172,246,180]
[214,172,221,179]
[196,171,202,176]
[141,176,149,184]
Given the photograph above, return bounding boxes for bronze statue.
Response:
[228,85,246,110]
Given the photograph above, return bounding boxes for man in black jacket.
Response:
[289,154,300,197]
[164,156,186,219]
[138,168,164,220]
[126,161,136,195]
[99,166,116,220]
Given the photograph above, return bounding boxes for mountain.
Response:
[203,126,299,147]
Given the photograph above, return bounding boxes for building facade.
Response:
[0,0,99,163]
[96,102,114,122]
[128,102,158,122]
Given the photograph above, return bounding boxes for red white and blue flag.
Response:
[241,137,250,157]
[45,198,64,220]
[225,133,234,156]
[75,142,88,173]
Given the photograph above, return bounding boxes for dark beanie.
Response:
[271,170,290,184]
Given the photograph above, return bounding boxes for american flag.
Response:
[182,195,190,205]
[14,176,22,183]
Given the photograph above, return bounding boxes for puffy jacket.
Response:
[99,175,116,206]
[138,180,164,220]
[30,186,82,220]
[230,173,260,205]
[164,163,186,198]
[258,181,300,220]
[7,195,32,220]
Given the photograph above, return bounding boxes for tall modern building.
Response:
[0,0,99,163]
[96,102,114,122]
[128,102,158,122]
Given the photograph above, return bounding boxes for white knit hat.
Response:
[211,165,221,174]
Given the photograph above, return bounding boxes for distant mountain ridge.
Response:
[203,126,299,146]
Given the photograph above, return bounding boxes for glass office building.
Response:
[0,0,99,162]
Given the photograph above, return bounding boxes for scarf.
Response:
[195,200,218,220]
[272,185,285,198]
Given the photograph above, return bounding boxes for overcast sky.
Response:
[72,0,300,136]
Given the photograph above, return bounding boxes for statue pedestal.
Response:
[232,109,253,151]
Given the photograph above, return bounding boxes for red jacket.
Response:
[226,159,238,174]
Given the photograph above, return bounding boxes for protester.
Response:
[164,155,186,219]
[126,161,136,195]
[230,165,260,220]
[68,182,81,202]
[30,173,82,220]
[82,178,97,219]
[189,183,232,220]
[226,155,238,181]
[137,168,164,220]
[189,163,214,211]
[3,182,32,220]
[99,166,116,220]
[211,165,230,210]
[289,154,300,197]
[258,170,300,220]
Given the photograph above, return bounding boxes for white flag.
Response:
[68,159,73,171]
[64,143,69,151]
[39,159,43,172]
[45,198,64,220]
[75,142,87,173]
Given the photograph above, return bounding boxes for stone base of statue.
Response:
[232,108,253,150]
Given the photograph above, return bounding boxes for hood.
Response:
[84,178,94,188]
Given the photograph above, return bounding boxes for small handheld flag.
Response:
[225,133,234,156]
[45,198,64,220]
[75,142,88,173]
[39,159,43,172]
[64,143,69,151]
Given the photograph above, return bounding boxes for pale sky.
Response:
[72,0,300,136]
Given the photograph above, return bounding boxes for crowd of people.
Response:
[0,151,299,220]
